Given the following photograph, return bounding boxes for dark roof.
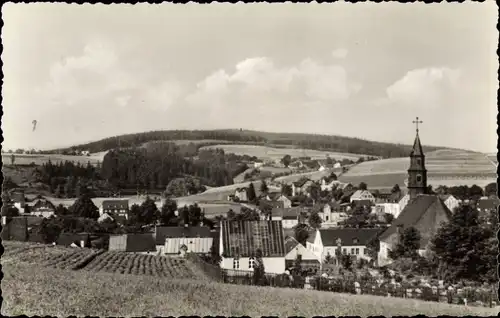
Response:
[379,194,451,245]
[293,179,310,188]
[102,200,129,210]
[410,132,424,156]
[125,233,156,252]
[10,192,25,203]
[220,220,286,257]
[272,207,301,219]
[389,191,403,202]
[259,200,285,210]
[353,199,373,207]
[285,236,300,254]
[477,198,499,211]
[57,233,89,246]
[155,226,212,245]
[32,199,56,211]
[317,228,382,246]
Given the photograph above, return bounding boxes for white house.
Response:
[219,220,286,275]
[349,190,376,203]
[28,198,56,218]
[320,179,341,192]
[277,195,292,208]
[439,194,461,214]
[333,162,341,169]
[233,188,249,202]
[306,228,381,264]
[254,162,264,168]
[155,226,213,255]
[271,207,301,228]
[99,199,130,218]
[318,203,348,228]
[284,237,320,269]
[373,203,401,219]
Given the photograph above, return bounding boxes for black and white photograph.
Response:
[1,2,498,316]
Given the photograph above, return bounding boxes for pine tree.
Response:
[70,194,99,219]
[260,180,269,194]
[247,182,257,202]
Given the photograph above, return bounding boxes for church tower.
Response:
[407,117,427,199]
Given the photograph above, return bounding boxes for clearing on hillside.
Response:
[339,149,496,190]
[200,144,366,161]
[2,262,497,317]
[2,152,105,167]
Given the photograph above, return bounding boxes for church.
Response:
[377,118,452,266]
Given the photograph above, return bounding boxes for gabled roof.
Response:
[285,236,300,254]
[317,228,382,247]
[31,199,56,211]
[108,233,156,252]
[379,194,451,245]
[350,190,373,200]
[477,198,499,211]
[102,200,129,210]
[155,226,212,245]
[272,207,301,219]
[220,220,286,258]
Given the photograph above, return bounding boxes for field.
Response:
[200,144,366,161]
[274,168,343,184]
[82,251,209,279]
[2,152,107,167]
[3,262,497,317]
[339,149,496,190]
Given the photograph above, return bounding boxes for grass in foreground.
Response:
[2,262,498,317]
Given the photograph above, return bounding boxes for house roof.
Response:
[259,199,285,210]
[350,190,373,200]
[284,236,300,254]
[220,220,286,258]
[317,228,382,247]
[31,199,56,211]
[155,226,212,245]
[102,200,129,210]
[379,194,452,245]
[293,178,310,188]
[477,198,499,211]
[125,233,157,252]
[272,207,301,219]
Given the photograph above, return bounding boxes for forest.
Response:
[46,129,451,159]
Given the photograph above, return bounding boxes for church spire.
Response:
[407,117,427,199]
[411,117,424,156]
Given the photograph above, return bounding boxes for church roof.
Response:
[379,194,451,246]
[410,132,424,157]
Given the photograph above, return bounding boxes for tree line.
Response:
[47,129,450,159]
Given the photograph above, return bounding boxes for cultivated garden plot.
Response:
[80,251,208,279]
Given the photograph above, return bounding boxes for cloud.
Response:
[384,67,461,108]
[186,56,360,113]
[37,40,184,112]
[331,48,348,59]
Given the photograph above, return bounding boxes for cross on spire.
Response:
[412,117,423,133]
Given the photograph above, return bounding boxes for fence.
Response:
[186,254,497,308]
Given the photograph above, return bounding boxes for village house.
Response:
[378,125,452,266]
[155,226,213,256]
[29,198,56,218]
[99,199,130,220]
[438,194,461,213]
[232,188,249,202]
[476,196,499,216]
[349,190,376,204]
[11,190,26,213]
[109,233,158,254]
[259,198,285,212]
[318,202,349,228]
[269,207,302,228]
[261,193,292,208]
[372,203,401,219]
[292,179,313,197]
[306,228,381,264]
[284,236,320,269]
[219,220,287,274]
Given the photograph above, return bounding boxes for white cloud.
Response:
[144,80,185,110]
[186,56,360,112]
[384,67,461,108]
[331,48,348,59]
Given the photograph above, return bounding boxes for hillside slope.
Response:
[47,129,456,159]
[339,149,496,189]
[2,262,496,317]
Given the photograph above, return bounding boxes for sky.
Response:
[2,3,498,153]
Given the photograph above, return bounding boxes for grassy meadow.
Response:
[200,144,366,161]
[339,149,496,189]
[3,261,497,317]
[2,152,106,167]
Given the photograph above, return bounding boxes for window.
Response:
[351,248,355,254]
[342,248,347,255]
[355,248,359,255]
[325,215,329,221]
[249,257,255,269]
[233,259,240,269]
[416,174,422,183]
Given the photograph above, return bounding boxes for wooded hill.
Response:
[47,129,454,159]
